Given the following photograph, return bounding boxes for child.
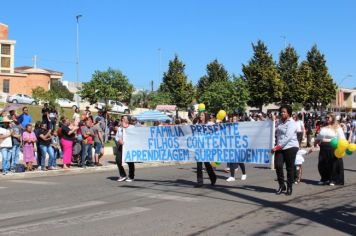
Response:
[22,124,37,171]
[51,130,62,163]
[294,148,309,184]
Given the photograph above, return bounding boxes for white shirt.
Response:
[296,120,304,132]
[316,126,345,141]
[0,127,12,148]
[295,149,306,165]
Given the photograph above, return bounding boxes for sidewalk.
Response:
[0,146,179,180]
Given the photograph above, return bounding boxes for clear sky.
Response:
[1,0,355,90]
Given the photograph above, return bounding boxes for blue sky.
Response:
[2,0,355,89]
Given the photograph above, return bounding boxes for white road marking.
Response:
[0,186,8,189]
[137,192,197,202]
[0,207,150,235]
[8,180,58,185]
[0,201,107,221]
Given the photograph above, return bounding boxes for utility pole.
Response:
[76,14,82,106]
[280,35,287,48]
[158,48,162,81]
[32,55,37,68]
[151,80,154,92]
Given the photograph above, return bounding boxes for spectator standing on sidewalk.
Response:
[49,107,58,131]
[10,120,21,172]
[92,117,104,166]
[80,119,94,167]
[60,117,78,169]
[17,107,32,132]
[0,117,13,175]
[38,123,55,171]
[42,103,50,129]
[22,124,37,171]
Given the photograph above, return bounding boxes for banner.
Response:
[123,121,273,164]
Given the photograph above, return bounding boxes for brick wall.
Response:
[0,73,50,95]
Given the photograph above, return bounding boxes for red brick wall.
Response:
[0,73,50,95]
[0,24,8,40]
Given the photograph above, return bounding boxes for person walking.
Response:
[0,117,13,175]
[22,124,37,171]
[60,117,78,169]
[272,105,299,196]
[115,115,135,182]
[314,112,345,186]
[195,112,216,188]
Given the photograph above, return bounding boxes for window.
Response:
[354,95,356,103]
[1,70,10,73]
[3,79,10,93]
[1,57,10,68]
[1,44,11,55]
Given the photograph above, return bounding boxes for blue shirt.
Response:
[276,118,299,150]
[18,114,32,129]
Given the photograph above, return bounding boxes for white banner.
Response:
[123,121,274,164]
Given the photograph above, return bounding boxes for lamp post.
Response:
[76,14,82,107]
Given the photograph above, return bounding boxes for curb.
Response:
[0,162,181,181]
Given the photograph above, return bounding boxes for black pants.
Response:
[275,147,298,187]
[116,143,135,179]
[36,142,42,167]
[228,163,246,177]
[306,134,312,147]
[197,162,216,184]
[319,143,344,184]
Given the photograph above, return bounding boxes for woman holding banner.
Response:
[195,112,217,188]
[272,105,299,196]
[115,115,135,182]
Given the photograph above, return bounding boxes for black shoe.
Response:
[194,183,203,188]
[210,176,217,186]
[286,186,292,195]
[276,185,286,195]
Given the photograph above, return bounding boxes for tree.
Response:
[50,80,74,100]
[130,90,150,108]
[242,40,282,111]
[196,59,229,99]
[198,76,249,115]
[159,55,195,109]
[305,45,336,110]
[297,61,313,109]
[80,68,134,107]
[147,91,172,109]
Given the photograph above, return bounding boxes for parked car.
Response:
[6,94,37,105]
[56,98,78,109]
[96,100,130,114]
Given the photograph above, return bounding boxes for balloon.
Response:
[334,148,345,158]
[198,103,205,111]
[346,149,353,155]
[216,110,226,121]
[337,139,349,151]
[330,138,338,149]
[211,162,221,168]
[347,143,356,152]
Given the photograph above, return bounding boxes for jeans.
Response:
[40,145,55,169]
[81,144,93,166]
[1,147,12,174]
[10,144,20,171]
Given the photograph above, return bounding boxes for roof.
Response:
[156,105,177,111]
[15,66,63,76]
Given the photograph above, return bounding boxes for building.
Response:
[0,23,63,97]
[330,88,356,114]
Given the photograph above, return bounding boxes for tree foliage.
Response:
[50,81,74,100]
[305,45,336,110]
[130,90,150,109]
[196,59,229,100]
[80,68,133,106]
[147,91,172,109]
[242,40,282,110]
[159,55,194,109]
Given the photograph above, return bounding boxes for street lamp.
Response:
[76,14,82,107]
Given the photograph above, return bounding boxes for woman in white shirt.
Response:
[314,112,345,186]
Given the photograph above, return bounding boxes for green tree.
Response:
[80,68,134,107]
[159,55,194,109]
[50,81,74,100]
[196,59,229,99]
[230,75,250,113]
[242,40,282,111]
[147,91,172,109]
[297,61,313,109]
[305,45,336,110]
[130,90,150,108]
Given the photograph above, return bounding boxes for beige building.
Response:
[330,88,356,114]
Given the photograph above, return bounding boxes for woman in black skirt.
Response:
[314,112,345,185]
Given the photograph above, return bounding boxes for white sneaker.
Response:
[126,178,134,182]
[117,177,127,182]
[318,181,325,185]
[241,175,247,180]
[226,177,236,182]
[329,182,335,186]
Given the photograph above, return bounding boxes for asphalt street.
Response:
[0,152,355,236]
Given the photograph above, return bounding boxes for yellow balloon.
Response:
[198,103,205,111]
[338,139,349,151]
[216,110,226,121]
[211,162,217,168]
[347,143,356,152]
[334,148,345,158]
